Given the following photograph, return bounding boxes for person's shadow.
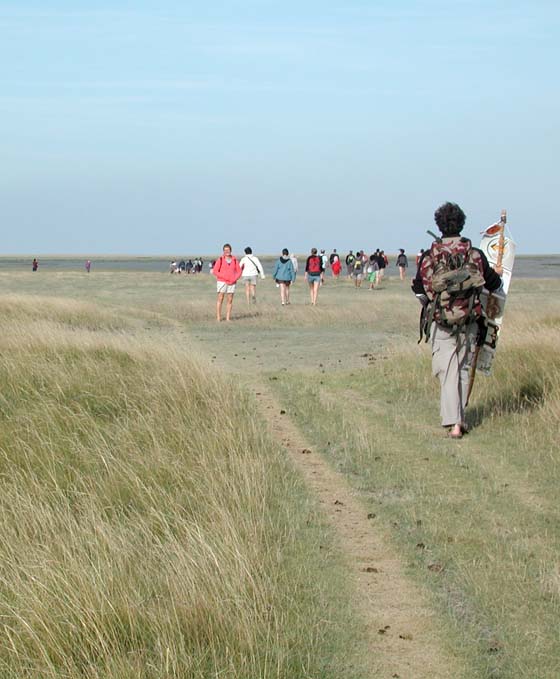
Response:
[467,381,545,430]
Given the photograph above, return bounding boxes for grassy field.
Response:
[1,268,560,677]
[0,287,367,678]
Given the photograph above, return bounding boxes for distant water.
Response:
[1,255,560,279]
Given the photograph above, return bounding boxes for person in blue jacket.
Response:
[272,248,296,305]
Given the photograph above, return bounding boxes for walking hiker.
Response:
[378,250,387,282]
[212,243,242,322]
[330,249,341,279]
[412,202,502,438]
[352,252,364,288]
[272,248,296,305]
[320,249,329,284]
[367,253,379,289]
[372,250,384,287]
[345,250,355,278]
[239,246,265,304]
[305,247,324,305]
[289,252,299,279]
[396,249,408,281]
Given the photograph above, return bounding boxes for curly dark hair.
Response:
[434,202,466,236]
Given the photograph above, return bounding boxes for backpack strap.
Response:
[247,256,262,275]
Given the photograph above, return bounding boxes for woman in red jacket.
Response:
[212,243,242,322]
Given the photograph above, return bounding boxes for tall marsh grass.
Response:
[0,299,359,678]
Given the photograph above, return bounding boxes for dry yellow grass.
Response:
[2,269,560,678]
[0,296,363,679]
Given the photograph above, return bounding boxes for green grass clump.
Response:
[0,302,362,679]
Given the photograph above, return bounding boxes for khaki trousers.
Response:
[431,322,477,427]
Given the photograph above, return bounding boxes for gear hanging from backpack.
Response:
[418,238,486,342]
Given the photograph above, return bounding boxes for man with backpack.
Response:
[412,202,502,439]
[352,250,364,287]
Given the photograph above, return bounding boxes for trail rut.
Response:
[254,382,466,679]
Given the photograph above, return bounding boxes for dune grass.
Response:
[0,300,365,679]
[2,268,560,677]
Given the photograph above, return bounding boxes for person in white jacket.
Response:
[239,246,265,304]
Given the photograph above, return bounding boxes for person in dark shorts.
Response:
[396,249,408,281]
[272,248,296,305]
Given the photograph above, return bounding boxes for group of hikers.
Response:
[27,202,505,439]
[211,245,412,320]
[344,248,411,287]
[213,202,505,440]
[170,258,204,274]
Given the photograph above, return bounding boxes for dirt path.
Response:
[254,382,467,679]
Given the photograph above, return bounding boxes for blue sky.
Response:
[2,1,559,254]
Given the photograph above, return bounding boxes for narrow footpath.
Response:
[253,382,467,679]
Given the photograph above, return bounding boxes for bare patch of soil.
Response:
[254,382,467,679]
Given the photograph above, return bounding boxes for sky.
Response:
[1,0,559,255]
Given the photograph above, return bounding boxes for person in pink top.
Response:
[212,243,242,322]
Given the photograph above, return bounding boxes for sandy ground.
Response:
[251,382,466,678]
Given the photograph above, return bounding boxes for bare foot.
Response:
[448,424,463,439]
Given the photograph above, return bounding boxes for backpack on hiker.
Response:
[307,255,322,274]
[418,238,486,342]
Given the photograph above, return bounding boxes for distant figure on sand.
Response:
[212,244,242,322]
[396,249,408,281]
[330,249,341,279]
[320,249,328,284]
[239,247,265,304]
[85,259,91,273]
[305,247,324,305]
[367,254,379,289]
[32,258,38,272]
[352,250,364,288]
[379,250,388,281]
[289,252,298,279]
[273,248,296,305]
[345,250,355,278]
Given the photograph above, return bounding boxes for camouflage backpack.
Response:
[419,238,485,341]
